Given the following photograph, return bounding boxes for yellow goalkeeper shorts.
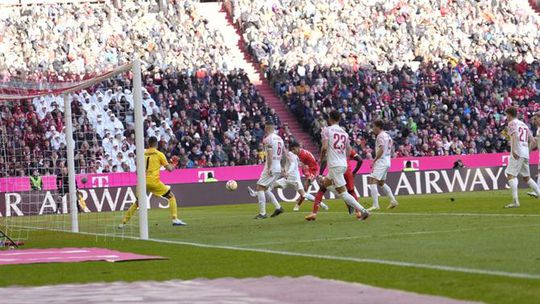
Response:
[144,181,171,197]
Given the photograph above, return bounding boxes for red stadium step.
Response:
[529,0,540,15]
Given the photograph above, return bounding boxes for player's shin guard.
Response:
[169,196,178,220]
[509,178,519,204]
[527,179,540,196]
[122,202,138,224]
[382,184,396,201]
[369,184,379,208]
[339,191,365,212]
[265,190,281,209]
[257,191,266,215]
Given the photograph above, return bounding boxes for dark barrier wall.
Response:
[0,166,534,216]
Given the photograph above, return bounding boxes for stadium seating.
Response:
[0,1,291,176]
[2,0,540,177]
[0,68,285,176]
[232,0,539,71]
[271,60,539,159]
[227,0,540,159]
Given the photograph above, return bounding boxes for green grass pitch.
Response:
[1,189,540,304]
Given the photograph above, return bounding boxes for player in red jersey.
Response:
[290,142,329,211]
[307,149,363,219]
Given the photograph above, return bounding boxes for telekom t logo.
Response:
[92,176,109,187]
[403,160,420,170]
[198,170,215,183]
[502,155,510,167]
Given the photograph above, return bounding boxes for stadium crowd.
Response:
[0,0,232,81]
[271,59,540,159]
[0,68,282,177]
[230,0,540,158]
[2,0,540,177]
[0,0,286,177]
[233,0,539,71]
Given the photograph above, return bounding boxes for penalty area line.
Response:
[147,237,540,280]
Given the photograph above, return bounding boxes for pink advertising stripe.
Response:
[0,248,165,265]
[1,152,538,193]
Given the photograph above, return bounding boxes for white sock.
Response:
[537,175,540,188]
[382,184,396,201]
[303,193,315,201]
[369,184,379,208]
[257,191,266,215]
[265,190,281,209]
[509,178,519,205]
[340,191,365,212]
[527,179,540,195]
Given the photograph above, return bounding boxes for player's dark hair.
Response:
[505,107,517,117]
[265,121,274,128]
[290,142,300,149]
[329,110,340,122]
[373,119,384,129]
[148,136,158,147]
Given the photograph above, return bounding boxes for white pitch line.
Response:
[147,237,540,280]
[371,212,540,218]
[231,223,540,247]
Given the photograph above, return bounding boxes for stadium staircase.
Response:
[197,2,320,154]
[529,0,540,15]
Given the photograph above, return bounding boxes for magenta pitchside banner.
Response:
[0,152,538,193]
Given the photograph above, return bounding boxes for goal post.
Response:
[132,59,148,240]
[63,92,78,233]
[0,60,149,243]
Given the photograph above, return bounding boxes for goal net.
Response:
[0,61,150,246]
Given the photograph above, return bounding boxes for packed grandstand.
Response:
[1,0,539,177]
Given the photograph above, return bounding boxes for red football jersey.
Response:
[348,149,360,170]
[298,148,318,169]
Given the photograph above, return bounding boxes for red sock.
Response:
[296,195,305,206]
[312,189,326,214]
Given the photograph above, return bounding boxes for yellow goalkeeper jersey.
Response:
[145,148,168,184]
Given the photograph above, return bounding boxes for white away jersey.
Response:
[537,128,540,163]
[376,131,393,165]
[507,119,531,159]
[263,133,285,173]
[285,151,301,179]
[321,124,349,168]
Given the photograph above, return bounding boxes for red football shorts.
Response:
[302,166,318,180]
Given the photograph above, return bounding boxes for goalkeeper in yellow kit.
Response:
[119,136,187,228]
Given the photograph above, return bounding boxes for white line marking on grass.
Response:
[12,226,540,280]
[146,238,540,280]
[372,212,540,217]
[231,224,540,247]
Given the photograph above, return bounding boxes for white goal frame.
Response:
[1,59,149,240]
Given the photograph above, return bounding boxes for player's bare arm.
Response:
[319,141,328,175]
[352,155,363,175]
[528,132,537,151]
[266,146,273,172]
[373,146,383,166]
